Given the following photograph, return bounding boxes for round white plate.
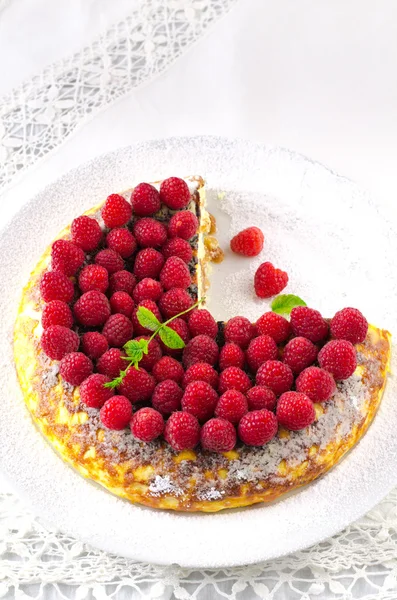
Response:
[0,137,396,568]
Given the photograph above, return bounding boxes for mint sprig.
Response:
[271,294,307,316]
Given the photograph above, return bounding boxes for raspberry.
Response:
[74,291,111,327]
[160,317,191,356]
[182,362,219,390]
[224,316,255,349]
[100,395,132,430]
[71,215,102,252]
[219,343,245,371]
[130,407,164,442]
[162,238,193,264]
[59,352,93,386]
[102,314,133,347]
[256,360,293,396]
[131,182,161,216]
[51,239,85,276]
[95,249,124,274]
[42,300,73,329]
[106,228,137,258]
[181,381,218,422]
[97,348,126,379]
[109,270,136,295]
[182,335,219,369]
[133,218,167,248]
[160,257,191,290]
[276,391,315,431]
[152,356,185,384]
[41,325,79,360]
[134,336,162,371]
[246,335,278,372]
[78,264,109,293]
[296,366,336,402]
[215,390,248,424]
[109,292,134,317]
[79,373,114,408]
[238,409,278,446]
[283,336,318,374]
[133,248,164,280]
[81,331,108,360]
[246,386,277,411]
[160,177,190,210]
[102,194,132,228]
[256,312,291,344]
[131,300,162,336]
[188,309,218,339]
[201,418,236,452]
[164,411,200,451]
[119,366,155,403]
[159,288,194,320]
[290,306,328,343]
[318,339,357,380]
[230,227,264,257]
[330,307,368,344]
[40,271,74,303]
[133,278,163,304]
[218,366,252,394]
[254,262,288,298]
[152,380,183,415]
[168,211,198,240]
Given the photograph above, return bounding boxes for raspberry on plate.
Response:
[51,239,85,277]
[160,256,191,290]
[256,312,291,344]
[95,249,124,274]
[181,380,218,422]
[109,291,134,317]
[131,182,161,216]
[164,411,200,451]
[133,278,163,304]
[276,391,316,431]
[254,262,288,298]
[130,407,164,442]
[159,317,191,356]
[168,211,198,240]
[152,380,183,415]
[97,348,126,379]
[188,309,218,339]
[78,264,109,294]
[230,226,264,257]
[182,362,219,390]
[256,360,293,396]
[246,334,278,372]
[162,237,193,264]
[109,270,136,295]
[133,217,167,248]
[182,335,219,369]
[160,177,191,210]
[246,386,277,411]
[100,395,132,430]
[79,373,115,408]
[119,366,156,403]
[81,331,108,360]
[218,366,252,394]
[42,300,73,329]
[296,366,336,402]
[330,307,368,344]
[71,215,102,252]
[102,193,132,228]
[290,306,329,343]
[318,339,357,380]
[41,325,79,361]
[238,409,278,446]
[59,352,93,386]
[106,228,137,258]
[102,313,133,348]
[74,291,111,327]
[201,418,236,452]
[159,288,194,320]
[40,271,74,303]
[224,316,256,349]
[219,343,245,371]
[215,390,248,424]
[134,336,162,371]
[282,336,318,374]
[152,356,185,384]
[131,300,162,336]
[133,248,165,280]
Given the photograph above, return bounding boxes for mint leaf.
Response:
[158,325,185,349]
[271,294,307,315]
[103,372,125,389]
[136,306,161,332]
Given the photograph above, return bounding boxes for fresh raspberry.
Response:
[168,211,198,240]
[188,309,218,339]
[97,348,126,379]
[296,366,336,402]
[238,409,278,446]
[159,317,191,357]
[42,300,73,329]
[159,288,194,320]
[40,271,74,303]
[133,218,167,248]
[256,312,291,344]
[51,239,85,276]
[133,248,164,280]
[119,366,155,403]
[130,407,164,442]
[224,316,255,349]
[106,228,137,258]
[182,362,219,390]
[80,331,108,360]
[330,307,368,344]
[109,292,134,317]
[215,390,248,424]
[71,216,102,252]
[162,238,193,264]
[318,339,357,380]
[152,380,183,415]
[182,335,219,369]
[133,278,163,304]
[218,366,252,394]
[201,418,236,452]
[134,336,162,371]
[164,411,200,451]
[160,177,190,210]
[254,262,288,298]
[102,314,133,347]
[152,356,185,384]
[109,270,136,295]
[181,381,218,421]
[277,391,315,431]
[246,335,278,372]
[219,343,245,371]
[79,373,114,408]
[78,264,109,293]
[230,227,264,257]
[74,291,111,327]
[100,395,132,430]
[102,193,132,228]
[41,325,79,360]
[246,386,277,411]
[131,182,161,216]
[256,360,293,395]
[160,256,191,290]
[95,249,124,274]
[131,300,162,336]
[283,336,318,374]
[290,306,328,343]
[59,352,93,386]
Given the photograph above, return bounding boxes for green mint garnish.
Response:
[136,306,162,332]
[158,325,185,349]
[271,294,307,316]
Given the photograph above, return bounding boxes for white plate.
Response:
[0,137,396,568]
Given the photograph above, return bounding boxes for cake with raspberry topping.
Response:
[14,176,391,511]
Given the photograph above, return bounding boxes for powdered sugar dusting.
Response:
[149,475,183,497]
